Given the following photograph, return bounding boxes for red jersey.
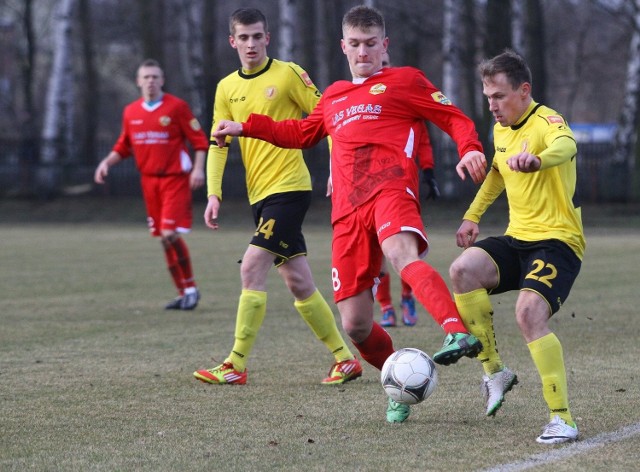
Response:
[113,93,208,176]
[244,66,481,222]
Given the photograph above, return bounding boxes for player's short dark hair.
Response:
[137,58,163,77]
[229,8,268,35]
[478,49,532,90]
[342,5,385,36]
[139,58,161,70]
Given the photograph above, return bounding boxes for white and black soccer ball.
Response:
[380,348,438,405]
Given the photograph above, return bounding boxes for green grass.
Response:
[1,198,639,471]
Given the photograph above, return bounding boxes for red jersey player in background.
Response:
[213,6,488,423]
[94,59,208,310]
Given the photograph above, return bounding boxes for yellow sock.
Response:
[295,289,354,362]
[528,333,574,426]
[227,289,267,372]
[454,289,503,375]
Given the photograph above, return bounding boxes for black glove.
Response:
[421,168,440,200]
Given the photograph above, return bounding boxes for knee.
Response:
[161,231,178,245]
[449,257,471,289]
[341,319,368,343]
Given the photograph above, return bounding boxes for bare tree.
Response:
[279,0,295,61]
[613,0,640,200]
[39,0,76,197]
[171,0,205,120]
[77,0,97,165]
[511,0,525,54]
[137,0,165,65]
[524,0,546,103]
[442,0,463,105]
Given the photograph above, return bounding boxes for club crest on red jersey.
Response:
[159,116,171,126]
[431,91,452,105]
[369,83,387,95]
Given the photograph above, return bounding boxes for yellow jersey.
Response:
[464,101,585,259]
[207,57,322,204]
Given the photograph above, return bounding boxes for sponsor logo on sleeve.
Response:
[431,91,452,105]
[301,72,314,87]
[190,118,201,131]
[547,115,564,124]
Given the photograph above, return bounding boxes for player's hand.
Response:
[456,219,480,249]
[189,168,205,190]
[456,151,487,184]
[212,120,243,147]
[204,195,221,230]
[94,161,109,184]
[506,143,541,173]
[421,168,440,200]
[326,175,333,197]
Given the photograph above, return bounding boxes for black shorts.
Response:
[474,236,582,314]
[250,191,312,267]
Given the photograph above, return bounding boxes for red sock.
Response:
[163,244,183,295]
[400,278,412,298]
[171,238,196,289]
[375,272,392,310]
[352,322,395,370]
[400,261,467,333]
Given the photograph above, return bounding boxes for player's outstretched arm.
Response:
[456,150,487,184]
[212,120,243,147]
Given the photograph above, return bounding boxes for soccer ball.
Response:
[380,348,438,405]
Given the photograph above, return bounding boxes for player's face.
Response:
[230,22,270,70]
[482,72,531,127]
[341,26,389,79]
[136,66,164,101]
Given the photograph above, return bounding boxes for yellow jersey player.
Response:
[193,8,361,386]
[450,49,585,444]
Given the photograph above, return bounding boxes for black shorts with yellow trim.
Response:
[250,191,312,267]
[473,235,582,314]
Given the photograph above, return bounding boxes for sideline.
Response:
[477,422,640,472]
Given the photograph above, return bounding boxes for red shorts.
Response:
[140,174,192,237]
[331,189,428,303]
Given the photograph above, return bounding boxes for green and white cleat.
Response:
[433,332,483,365]
[386,398,411,423]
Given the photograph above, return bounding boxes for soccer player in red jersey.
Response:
[94,59,208,310]
[213,6,488,423]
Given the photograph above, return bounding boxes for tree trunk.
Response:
[173,0,205,120]
[138,0,165,64]
[39,0,76,197]
[511,0,524,54]
[201,0,218,135]
[614,0,640,200]
[524,0,546,104]
[78,0,98,165]
[442,0,462,106]
[278,0,295,61]
[484,0,511,58]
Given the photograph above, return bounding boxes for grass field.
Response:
[1,198,640,471]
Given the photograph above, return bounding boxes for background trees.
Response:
[0,0,635,201]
